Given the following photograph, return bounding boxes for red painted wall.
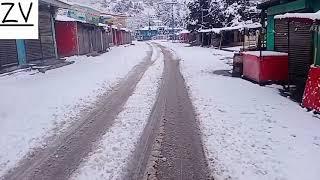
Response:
[55,21,78,57]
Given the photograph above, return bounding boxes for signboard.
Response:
[0,0,38,39]
[68,9,86,22]
[67,4,100,25]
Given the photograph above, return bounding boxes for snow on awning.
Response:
[120,28,131,32]
[198,23,261,34]
[139,26,163,31]
[275,10,320,21]
[55,15,86,23]
[179,30,190,34]
[242,51,288,57]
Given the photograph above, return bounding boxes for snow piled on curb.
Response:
[159,42,320,180]
[0,42,149,177]
[70,45,164,180]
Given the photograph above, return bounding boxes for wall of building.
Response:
[309,0,320,11]
[266,0,311,51]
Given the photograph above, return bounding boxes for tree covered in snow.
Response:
[187,0,261,31]
[71,0,189,30]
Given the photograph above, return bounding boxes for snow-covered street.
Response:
[1,41,320,180]
[159,42,320,180]
[0,42,151,178]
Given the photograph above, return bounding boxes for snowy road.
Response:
[4,55,154,179]
[1,41,320,180]
[127,44,210,180]
[159,42,320,180]
[1,42,157,179]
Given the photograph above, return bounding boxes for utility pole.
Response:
[201,8,204,46]
[148,12,151,40]
[166,0,178,42]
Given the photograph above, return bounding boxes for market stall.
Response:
[242,51,288,84]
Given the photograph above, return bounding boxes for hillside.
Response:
[66,0,263,30]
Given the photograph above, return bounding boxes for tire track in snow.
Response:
[127,43,211,180]
[70,43,164,180]
[3,43,155,180]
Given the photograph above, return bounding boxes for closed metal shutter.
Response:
[0,40,18,68]
[77,24,85,55]
[288,20,313,101]
[25,10,55,62]
[96,29,102,52]
[102,31,107,51]
[275,19,289,53]
[90,30,97,51]
[83,28,90,54]
[25,39,42,61]
[39,11,55,59]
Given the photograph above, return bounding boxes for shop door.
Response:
[25,10,55,62]
[288,20,313,101]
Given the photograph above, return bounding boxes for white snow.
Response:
[179,29,190,34]
[0,42,150,177]
[222,46,243,52]
[70,44,164,180]
[275,10,320,20]
[158,41,320,180]
[199,23,261,33]
[242,51,288,57]
[120,28,131,32]
[55,15,86,23]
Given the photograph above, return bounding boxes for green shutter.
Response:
[267,16,275,51]
[314,31,320,66]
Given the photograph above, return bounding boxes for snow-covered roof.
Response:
[55,15,86,23]
[275,10,320,21]
[138,26,183,31]
[242,51,288,57]
[40,0,70,8]
[139,26,166,31]
[101,14,113,19]
[62,1,101,13]
[98,23,107,27]
[121,28,131,32]
[179,29,190,34]
[198,23,261,33]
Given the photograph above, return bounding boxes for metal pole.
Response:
[201,8,204,46]
[166,1,177,42]
[172,3,174,42]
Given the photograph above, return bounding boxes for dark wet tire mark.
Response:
[126,44,211,180]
